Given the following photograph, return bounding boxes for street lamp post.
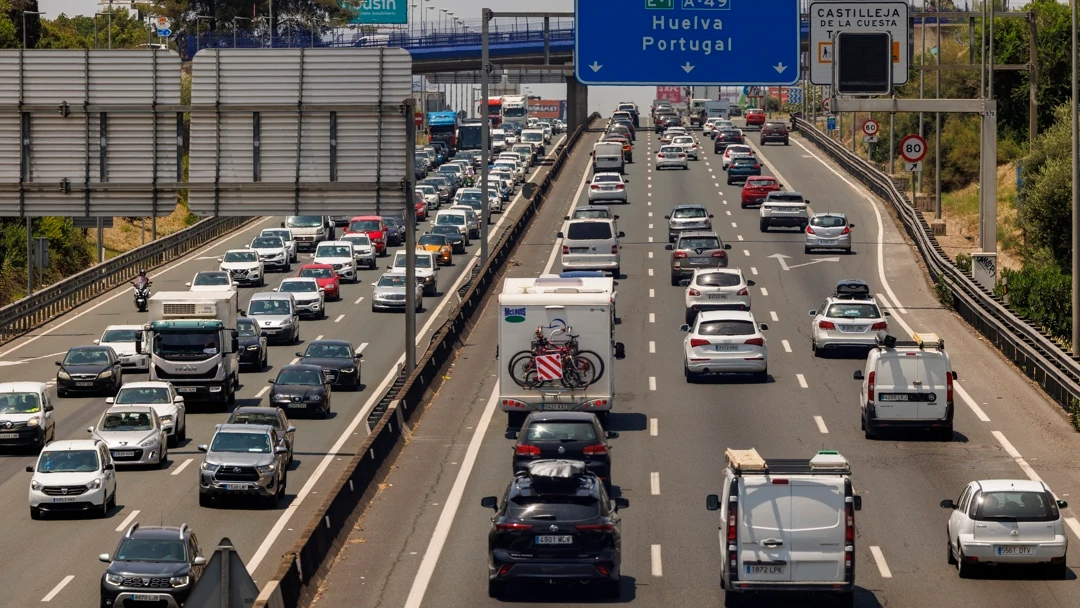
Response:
[411,3,417,36]
[22,10,44,296]
[21,10,44,49]
[440,8,448,31]
[233,16,251,48]
[94,11,114,49]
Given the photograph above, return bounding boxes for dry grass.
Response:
[102,202,198,257]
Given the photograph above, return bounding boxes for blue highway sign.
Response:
[157,28,171,37]
[575,0,801,86]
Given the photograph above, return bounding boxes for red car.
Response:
[297,264,341,300]
[414,196,428,221]
[741,176,782,208]
[745,108,766,128]
[345,215,388,256]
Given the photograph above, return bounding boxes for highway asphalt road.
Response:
[312,120,1080,608]
[0,134,568,607]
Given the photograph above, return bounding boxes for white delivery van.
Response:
[558,219,623,276]
[491,129,507,153]
[706,448,862,608]
[853,332,955,441]
[592,142,625,174]
[498,276,625,425]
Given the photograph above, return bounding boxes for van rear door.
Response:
[873,353,920,420]
[738,478,792,582]
[789,478,845,582]
[917,352,949,421]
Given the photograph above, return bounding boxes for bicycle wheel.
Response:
[508,351,542,389]
[573,350,606,387]
[560,353,586,389]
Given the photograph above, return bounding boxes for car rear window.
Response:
[973,490,1059,522]
[678,237,720,250]
[574,209,610,219]
[672,208,707,219]
[746,179,777,188]
[566,222,612,241]
[660,146,683,154]
[524,422,597,442]
[507,496,602,521]
[594,175,620,183]
[731,158,756,166]
[696,272,741,287]
[825,303,881,319]
[697,320,755,336]
[811,215,847,228]
[767,193,806,202]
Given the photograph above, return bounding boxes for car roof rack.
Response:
[726,449,852,475]
[520,460,589,491]
[178,523,189,539]
[833,280,871,300]
[877,332,944,350]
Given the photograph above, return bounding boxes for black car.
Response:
[510,412,618,486]
[481,460,628,599]
[714,129,744,154]
[268,364,332,418]
[430,225,466,254]
[296,339,362,390]
[760,121,790,146]
[420,177,452,205]
[56,345,123,397]
[236,317,268,372]
[382,216,406,247]
[429,140,451,160]
[99,523,207,608]
[427,174,458,198]
[226,406,296,465]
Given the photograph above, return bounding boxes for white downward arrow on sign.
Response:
[768,253,840,271]
[681,62,695,74]
[589,61,603,72]
[774,62,787,74]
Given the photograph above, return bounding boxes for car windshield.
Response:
[210,431,271,453]
[419,235,447,246]
[263,230,291,241]
[506,496,602,520]
[229,412,283,429]
[305,343,353,358]
[237,322,257,337]
[678,237,720,250]
[437,215,465,226]
[193,273,230,286]
[101,329,139,342]
[522,132,542,142]
[0,392,40,414]
[63,349,109,365]
[115,539,187,563]
[286,216,323,228]
[36,449,99,473]
[248,299,293,315]
[593,175,620,183]
[696,272,741,287]
[276,368,323,385]
[812,215,848,228]
[672,208,707,219]
[395,255,432,269]
[746,179,777,189]
[317,245,352,258]
[116,387,170,404]
[344,235,371,246]
[349,220,382,232]
[825,303,881,319]
[524,421,597,442]
[460,192,482,203]
[973,490,1059,522]
[566,223,612,240]
[574,209,610,219]
[223,251,258,263]
[299,267,334,279]
[100,410,154,431]
[251,237,282,249]
[384,218,402,229]
[378,275,408,287]
[279,281,317,293]
[697,320,755,336]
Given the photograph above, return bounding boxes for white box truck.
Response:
[139,291,240,408]
[498,277,625,425]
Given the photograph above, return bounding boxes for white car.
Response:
[759,191,810,232]
[809,292,889,356]
[416,184,441,210]
[682,268,754,325]
[186,270,235,292]
[671,136,700,160]
[276,277,326,318]
[661,126,687,144]
[681,310,768,382]
[942,479,1069,579]
[587,173,629,204]
[655,145,688,170]
[107,381,187,447]
[88,405,168,468]
[218,249,265,287]
[722,144,752,170]
[94,325,149,371]
[27,439,117,520]
[493,161,524,184]
[314,241,358,283]
[490,170,516,194]
[392,250,439,297]
[701,118,722,137]
[260,228,298,262]
[249,235,291,272]
[340,233,377,269]
[0,381,56,450]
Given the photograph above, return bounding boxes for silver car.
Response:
[249,235,290,272]
[197,424,288,508]
[586,172,629,204]
[276,278,325,319]
[89,405,168,468]
[805,213,854,254]
[371,272,423,313]
[341,233,377,269]
[656,145,688,170]
[665,204,714,243]
[247,292,300,344]
[666,231,731,286]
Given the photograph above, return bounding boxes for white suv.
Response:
[314,241,358,283]
[27,439,117,519]
[759,191,810,232]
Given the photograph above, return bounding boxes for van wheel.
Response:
[939,425,953,442]
[863,416,877,439]
[832,590,854,608]
[723,592,743,608]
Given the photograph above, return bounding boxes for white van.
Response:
[706,448,862,607]
[592,142,625,174]
[491,129,507,153]
[852,332,955,441]
[434,209,471,243]
[558,219,623,276]
[392,250,439,296]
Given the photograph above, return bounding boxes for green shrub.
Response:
[956,252,972,274]
[995,262,1072,346]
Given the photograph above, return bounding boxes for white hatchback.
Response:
[722,144,752,170]
[682,268,754,325]
[671,136,700,160]
[809,297,889,355]
[681,310,768,382]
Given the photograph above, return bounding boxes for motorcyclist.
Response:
[132,270,150,290]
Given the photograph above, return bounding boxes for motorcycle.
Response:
[133,280,151,312]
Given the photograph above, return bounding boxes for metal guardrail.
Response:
[794,117,1080,410]
[0,216,257,344]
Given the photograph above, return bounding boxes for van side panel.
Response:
[738,480,792,582]
[789,480,845,582]
[918,352,950,420]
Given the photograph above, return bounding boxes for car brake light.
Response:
[690,338,710,348]
[946,372,954,403]
[673,251,688,259]
[871,322,888,331]
[688,288,701,296]
[611,245,619,254]
[845,501,855,543]
[736,287,748,296]
[515,444,541,456]
[818,320,836,330]
[744,337,764,346]
[867,370,876,402]
[583,444,608,456]
[771,479,789,484]
[495,522,534,532]
[590,185,600,190]
[712,251,727,258]
[842,226,851,235]
[806,226,816,235]
[575,523,615,532]
[615,184,625,190]
[562,245,570,254]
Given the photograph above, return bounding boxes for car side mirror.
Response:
[275,446,288,454]
[481,496,498,511]
[556,232,564,239]
[678,279,690,287]
[849,223,855,228]
[44,403,53,411]
[883,311,891,316]
[25,465,33,473]
[92,339,100,345]
[267,379,275,384]
[103,463,114,471]
[679,324,691,332]
[105,397,115,405]
[854,370,865,381]
[746,280,756,287]
[709,214,715,218]
[174,396,184,404]
[193,556,208,566]
[724,244,732,250]
[217,258,223,263]
[54,361,61,366]
[663,215,670,220]
[606,430,620,439]
[852,496,863,510]
[87,426,94,434]
[613,497,630,511]
[665,244,674,251]
[759,323,769,331]
[197,444,208,452]
[295,352,304,358]
[706,494,720,511]
[614,342,626,360]
[951,371,958,380]
[623,178,629,182]
[280,222,285,227]
[614,215,620,220]
[564,215,570,220]
[185,282,192,287]
[804,199,810,204]
[272,287,278,292]
[940,499,956,509]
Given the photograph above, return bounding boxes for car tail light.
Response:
[657,153,665,158]
[736,287,748,296]
[501,399,527,409]
[845,501,855,543]
[688,288,701,296]
[867,371,876,402]
[611,245,619,254]
[673,251,688,259]
[615,184,625,190]
[946,371,954,403]
[497,564,512,577]
[712,251,727,258]
[727,494,738,570]
[744,337,764,346]
[818,320,836,330]
[590,185,600,190]
[753,164,760,169]
[690,338,710,348]
[806,226,816,235]
[771,479,789,485]
[514,444,541,456]
[679,153,686,158]
[842,226,851,235]
[496,523,534,532]
[583,444,608,456]
[871,322,888,331]
[576,523,615,532]
[562,245,570,254]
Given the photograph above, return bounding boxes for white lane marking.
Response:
[648,236,654,243]
[647,176,652,181]
[737,235,744,241]
[114,509,141,532]
[760,287,769,296]
[782,340,792,353]
[648,223,654,230]
[650,417,658,436]
[649,341,656,354]
[648,268,654,277]
[650,472,661,495]
[1066,517,1080,540]
[714,182,720,187]
[731,222,738,228]
[315,335,324,341]
[722,200,728,205]
[770,311,778,322]
[954,382,991,422]
[648,212,653,217]
[171,458,194,476]
[648,251,654,259]
[649,313,655,324]
[254,387,269,399]
[814,416,829,434]
[334,314,345,323]
[357,342,369,354]
[870,546,893,578]
[0,218,274,358]
[743,249,750,257]
[797,374,808,388]
[403,384,501,607]
[40,576,75,602]
[992,431,1042,482]
[649,377,657,391]
[726,210,732,216]
[289,357,299,365]
[751,267,758,275]
[649,289,655,298]
[651,544,663,577]
[0,350,68,368]
[354,296,365,304]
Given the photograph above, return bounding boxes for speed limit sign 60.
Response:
[862,119,879,137]
[900,134,927,163]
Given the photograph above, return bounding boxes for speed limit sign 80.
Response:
[862,119,879,137]
[900,134,927,163]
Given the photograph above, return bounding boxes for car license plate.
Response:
[879,394,910,401]
[712,344,738,351]
[535,535,573,545]
[569,248,590,254]
[264,329,279,335]
[708,294,728,300]
[819,239,834,245]
[690,257,709,264]
[840,325,865,332]
[0,433,18,439]
[288,403,307,409]
[112,451,135,458]
[746,565,785,575]
[176,387,197,393]
[75,381,94,387]
[543,403,573,411]
[52,497,78,503]
[996,545,1036,556]
[224,484,250,491]
[132,595,157,601]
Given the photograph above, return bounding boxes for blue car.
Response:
[726,156,762,185]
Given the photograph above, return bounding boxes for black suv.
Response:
[510,412,618,486]
[760,121,790,146]
[481,460,629,599]
[100,523,206,608]
[713,129,745,154]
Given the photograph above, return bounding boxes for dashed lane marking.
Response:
[760,287,769,296]
[770,311,778,322]
[814,416,829,434]
[797,374,808,388]
[649,341,655,354]
[334,314,345,323]
[650,472,661,495]
[870,546,893,578]
[649,418,658,436]
[115,509,141,532]
[171,458,194,476]
[649,377,657,391]
[41,576,74,602]
[782,340,792,353]
[651,545,663,577]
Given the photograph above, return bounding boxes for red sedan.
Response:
[745,108,766,128]
[297,264,341,301]
[741,176,782,208]
[415,195,428,221]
